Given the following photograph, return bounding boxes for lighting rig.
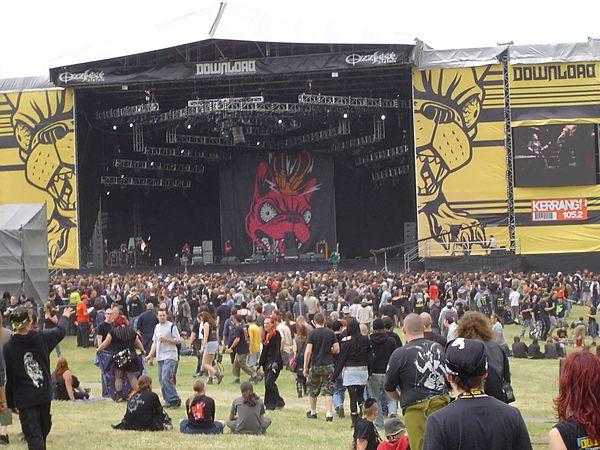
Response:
[101,176,192,189]
[113,159,205,174]
[371,164,411,183]
[355,145,410,166]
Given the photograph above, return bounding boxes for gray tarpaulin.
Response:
[415,40,600,69]
[0,76,57,94]
[0,204,48,305]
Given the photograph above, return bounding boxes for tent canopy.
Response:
[50,2,417,70]
[0,204,48,305]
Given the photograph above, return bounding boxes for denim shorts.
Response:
[204,341,219,355]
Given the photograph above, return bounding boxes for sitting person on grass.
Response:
[543,336,558,359]
[527,337,545,359]
[51,357,90,401]
[227,381,271,434]
[511,336,528,359]
[113,375,171,431]
[377,417,409,450]
[179,380,224,434]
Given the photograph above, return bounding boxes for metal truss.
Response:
[133,124,144,152]
[355,145,410,166]
[113,159,205,174]
[187,96,264,107]
[96,103,160,120]
[142,100,319,124]
[170,133,234,146]
[331,119,385,151]
[298,93,402,109]
[502,57,516,249]
[277,120,350,148]
[101,175,191,189]
[371,164,411,182]
[140,146,231,161]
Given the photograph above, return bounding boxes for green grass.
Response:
[5,306,590,449]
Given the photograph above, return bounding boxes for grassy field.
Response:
[5,307,591,449]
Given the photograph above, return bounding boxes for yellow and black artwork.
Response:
[0,89,78,268]
[412,65,509,256]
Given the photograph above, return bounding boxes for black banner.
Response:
[50,48,411,86]
[219,152,336,259]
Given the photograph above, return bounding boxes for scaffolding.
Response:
[101,176,192,189]
[503,57,517,250]
[113,159,205,174]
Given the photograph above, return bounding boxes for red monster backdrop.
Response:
[219,151,336,260]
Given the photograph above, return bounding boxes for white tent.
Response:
[0,204,48,305]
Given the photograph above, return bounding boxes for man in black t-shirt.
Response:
[136,304,158,356]
[96,308,115,397]
[226,315,260,383]
[420,312,447,348]
[303,313,339,421]
[385,314,449,450]
[423,338,532,450]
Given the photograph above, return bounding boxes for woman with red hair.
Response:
[549,350,600,449]
[97,315,145,402]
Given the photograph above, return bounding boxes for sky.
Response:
[2,0,600,78]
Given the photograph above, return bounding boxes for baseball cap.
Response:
[384,417,405,437]
[444,338,488,377]
[372,318,385,331]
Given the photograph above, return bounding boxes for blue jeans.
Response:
[179,419,223,434]
[368,373,397,427]
[157,359,180,405]
[333,377,346,410]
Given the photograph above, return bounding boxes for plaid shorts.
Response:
[306,364,334,397]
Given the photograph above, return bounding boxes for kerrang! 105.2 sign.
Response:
[531,198,588,222]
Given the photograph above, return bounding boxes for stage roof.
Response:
[50,2,417,70]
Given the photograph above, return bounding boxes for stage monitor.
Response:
[513,124,598,187]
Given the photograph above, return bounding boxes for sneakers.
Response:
[232,378,240,384]
[207,378,214,385]
[193,372,202,378]
[165,399,181,409]
[325,416,333,422]
[0,435,8,445]
[215,372,224,384]
[306,411,318,419]
[335,406,345,419]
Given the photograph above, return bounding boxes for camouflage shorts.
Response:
[306,364,334,397]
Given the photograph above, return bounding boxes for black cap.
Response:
[444,338,488,377]
[372,318,385,331]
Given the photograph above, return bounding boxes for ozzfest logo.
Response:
[345,51,398,67]
[58,70,105,84]
[513,63,597,82]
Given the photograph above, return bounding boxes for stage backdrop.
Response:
[412,64,509,257]
[509,61,600,254]
[0,89,79,269]
[219,152,336,260]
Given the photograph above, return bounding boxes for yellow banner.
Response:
[412,65,508,256]
[509,61,600,126]
[515,185,600,254]
[0,89,79,269]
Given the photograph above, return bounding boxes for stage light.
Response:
[106,190,110,196]
[278,119,283,125]
[129,122,134,128]
[121,174,125,179]
[180,149,185,154]
[256,141,261,146]
[112,125,117,130]
[381,114,386,120]
[150,162,154,167]
[343,113,348,119]
[187,124,192,129]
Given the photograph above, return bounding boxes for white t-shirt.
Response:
[152,321,180,361]
[509,291,521,307]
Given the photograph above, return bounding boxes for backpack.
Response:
[170,323,182,359]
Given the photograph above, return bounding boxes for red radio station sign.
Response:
[531,198,588,222]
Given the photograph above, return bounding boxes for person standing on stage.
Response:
[4,306,73,449]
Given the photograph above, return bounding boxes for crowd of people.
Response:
[0,267,599,449]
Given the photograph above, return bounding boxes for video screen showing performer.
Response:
[513,124,598,187]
